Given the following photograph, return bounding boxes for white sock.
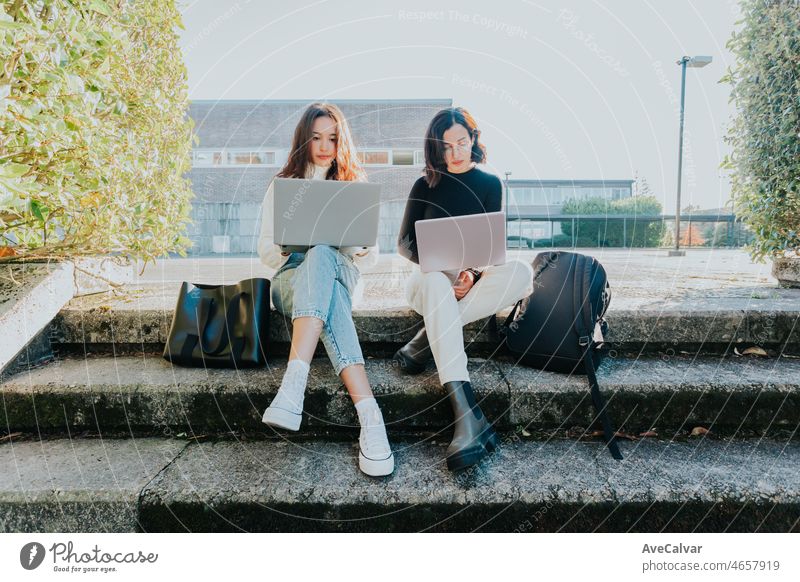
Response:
[355,398,391,458]
[285,359,310,382]
[271,359,310,412]
[355,397,381,426]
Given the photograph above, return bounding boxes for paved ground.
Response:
[129,249,788,312]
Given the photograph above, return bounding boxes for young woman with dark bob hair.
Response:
[395,107,533,471]
[258,102,394,477]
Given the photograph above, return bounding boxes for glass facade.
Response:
[506,182,633,242]
[509,184,632,206]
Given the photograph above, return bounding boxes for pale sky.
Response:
[178,0,742,213]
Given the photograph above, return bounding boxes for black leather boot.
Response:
[392,327,432,375]
[443,380,500,471]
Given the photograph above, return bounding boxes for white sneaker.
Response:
[358,407,394,477]
[261,398,302,431]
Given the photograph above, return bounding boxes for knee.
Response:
[404,270,424,305]
[508,260,534,296]
[305,244,336,263]
[421,271,451,295]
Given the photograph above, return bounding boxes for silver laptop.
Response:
[415,211,507,273]
[273,178,381,251]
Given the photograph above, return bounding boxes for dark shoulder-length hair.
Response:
[422,107,487,188]
[278,102,365,181]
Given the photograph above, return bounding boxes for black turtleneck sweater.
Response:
[397,165,502,264]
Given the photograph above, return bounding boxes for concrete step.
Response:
[3,353,799,436]
[48,302,800,357]
[2,435,798,532]
[0,436,186,533]
[45,278,800,357]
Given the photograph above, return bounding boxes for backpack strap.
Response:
[489,313,500,343]
[489,297,524,343]
[504,299,522,327]
[573,254,623,460]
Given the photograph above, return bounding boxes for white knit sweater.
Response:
[257,163,380,277]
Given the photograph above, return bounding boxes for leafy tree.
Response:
[721,0,800,262]
[0,0,194,265]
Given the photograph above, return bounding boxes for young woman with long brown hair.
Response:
[257,102,394,477]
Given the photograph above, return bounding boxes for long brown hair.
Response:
[422,107,487,188]
[277,102,365,181]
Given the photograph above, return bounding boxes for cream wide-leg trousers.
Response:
[404,260,534,385]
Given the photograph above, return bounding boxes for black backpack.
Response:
[494,251,622,460]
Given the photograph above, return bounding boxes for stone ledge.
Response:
[71,256,135,297]
[0,258,136,376]
[0,263,74,375]
[48,304,800,355]
[42,250,800,352]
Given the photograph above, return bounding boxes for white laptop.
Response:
[273,178,381,252]
[415,211,507,273]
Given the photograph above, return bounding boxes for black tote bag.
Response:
[163,278,270,368]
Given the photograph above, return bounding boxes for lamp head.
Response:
[687,55,713,68]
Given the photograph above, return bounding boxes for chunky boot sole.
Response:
[359,450,395,477]
[446,426,500,471]
[392,348,428,375]
[261,406,302,431]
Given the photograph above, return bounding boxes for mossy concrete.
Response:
[3,353,798,436]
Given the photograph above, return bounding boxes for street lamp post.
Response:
[504,171,512,248]
[669,54,712,257]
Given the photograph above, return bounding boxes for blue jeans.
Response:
[272,244,364,375]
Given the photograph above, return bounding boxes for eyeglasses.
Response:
[443,141,472,154]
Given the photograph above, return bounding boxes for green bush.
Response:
[559,195,665,247]
[721,0,800,262]
[532,234,573,248]
[0,0,194,265]
[702,223,730,247]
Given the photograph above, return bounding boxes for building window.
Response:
[413,150,425,165]
[510,184,639,206]
[256,151,277,165]
[192,149,278,167]
[557,187,573,204]
[392,150,414,165]
[228,151,276,165]
[510,188,534,206]
[358,150,390,165]
[193,150,223,166]
[532,188,548,205]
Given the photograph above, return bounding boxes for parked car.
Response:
[507,235,534,249]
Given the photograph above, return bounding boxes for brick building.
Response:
[185,99,452,255]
